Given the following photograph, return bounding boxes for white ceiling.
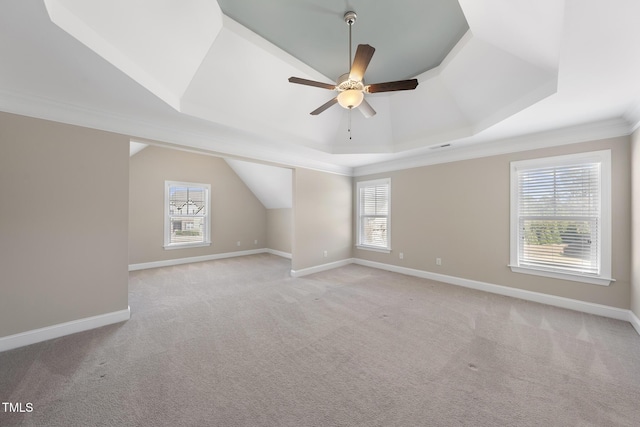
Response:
[1,0,640,176]
[225,159,292,209]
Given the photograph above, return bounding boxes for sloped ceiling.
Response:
[1,1,640,176]
[225,159,292,209]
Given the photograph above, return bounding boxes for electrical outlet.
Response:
[254,240,258,245]
[323,250,328,258]
[237,241,241,247]
[436,257,442,266]
[399,252,404,259]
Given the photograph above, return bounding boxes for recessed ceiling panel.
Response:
[216,0,469,84]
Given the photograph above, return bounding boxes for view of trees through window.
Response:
[362,217,388,248]
[516,161,600,274]
[521,219,596,269]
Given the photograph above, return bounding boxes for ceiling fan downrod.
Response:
[344,11,357,71]
[287,9,418,122]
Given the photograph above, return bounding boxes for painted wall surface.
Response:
[0,112,130,337]
[631,129,640,318]
[292,168,352,271]
[355,136,631,309]
[267,208,292,254]
[129,145,267,265]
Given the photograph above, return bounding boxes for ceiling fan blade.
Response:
[349,44,375,82]
[359,99,376,118]
[366,79,419,93]
[310,97,338,115]
[288,77,336,90]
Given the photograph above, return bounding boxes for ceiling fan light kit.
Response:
[337,89,363,109]
[288,9,419,123]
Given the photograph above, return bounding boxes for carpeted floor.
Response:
[1,253,640,426]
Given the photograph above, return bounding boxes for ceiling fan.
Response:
[288,11,419,120]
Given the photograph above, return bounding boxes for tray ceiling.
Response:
[1,0,639,175]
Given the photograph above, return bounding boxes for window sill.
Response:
[163,241,211,250]
[508,265,614,286]
[356,245,391,254]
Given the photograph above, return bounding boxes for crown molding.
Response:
[0,89,353,176]
[1,89,632,179]
[624,102,640,133]
[352,117,632,176]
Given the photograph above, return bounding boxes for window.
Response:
[510,150,612,286]
[164,181,211,249]
[357,178,391,252]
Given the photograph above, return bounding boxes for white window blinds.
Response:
[510,150,612,286]
[517,163,600,274]
[357,179,390,250]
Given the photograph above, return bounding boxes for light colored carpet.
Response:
[1,253,640,426]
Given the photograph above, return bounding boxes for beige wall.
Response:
[267,208,292,254]
[631,129,640,318]
[0,112,130,337]
[1,108,633,341]
[355,136,631,309]
[292,168,352,271]
[129,145,267,265]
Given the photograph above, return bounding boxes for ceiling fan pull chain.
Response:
[348,109,352,140]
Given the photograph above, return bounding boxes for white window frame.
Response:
[509,150,613,286]
[356,178,391,253]
[164,181,211,250]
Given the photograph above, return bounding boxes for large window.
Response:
[357,178,391,252]
[164,181,211,249]
[510,150,612,286]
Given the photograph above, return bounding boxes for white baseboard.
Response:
[291,258,354,278]
[130,252,640,336]
[129,249,269,271]
[353,259,635,326]
[267,249,292,259]
[629,310,640,336]
[0,306,130,353]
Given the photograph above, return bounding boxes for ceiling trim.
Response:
[0,88,354,176]
[1,86,631,179]
[352,117,632,176]
[624,102,640,133]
